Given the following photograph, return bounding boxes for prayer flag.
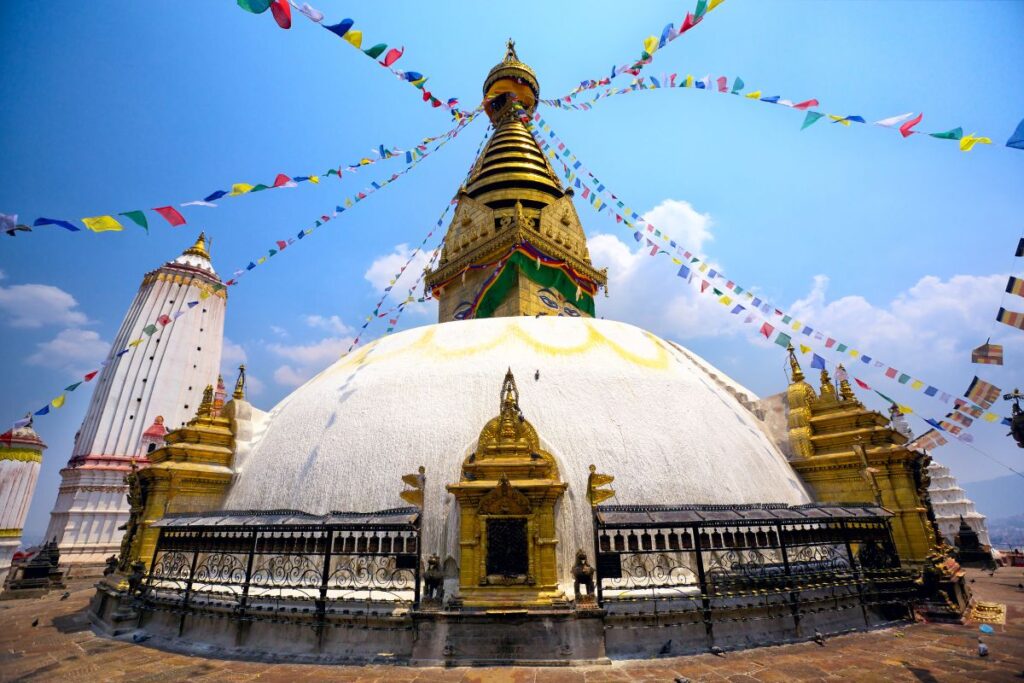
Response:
[745,91,762,100]
[760,322,774,339]
[65,381,82,392]
[51,394,66,409]
[854,378,870,390]
[997,306,1024,331]
[84,370,98,381]
[1007,117,1024,150]
[344,30,363,49]
[909,429,947,451]
[825,338,836,348]
[960,133,992,152]
[677,264,691,279]
[730,76,744,94]
[972,341,1004,366]
[874,112,913,127]
[774,332,791,348]
[152,206,186,227]
[965,376,1001,408]
[898,373,910,384]
[157,314,171,326]
[363,43,387,59]
[34,405,50,416]
[800,112,824,130]
[811,353,826,369]
[34,217,80,232]
[911,380,924,390]
[273,173,292,187]
[204,190,228,202]
[143,324,158,336]
[81,215,123,233]
[1006,276,1024,298]
[236,0,271,13]
[324,18,353,38]
[924,386,938,396]
[299,3,324,22]
[885,367,897,378]
[229,183,254,196]
[270,0,291,28]
[929,127,963,140]
[799,344,811,354]
[792,99,819,111]
[1017,238,1024,257]
[899,113,923,137]
[381,47,404,67]
[120,210,149,232]
[716,76,728,92]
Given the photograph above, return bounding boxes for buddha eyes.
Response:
[453,302,473,320]
[563,306,580,317]
[539,295,559,309]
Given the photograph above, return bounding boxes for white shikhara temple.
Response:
[43,235,225,564]
[927,461,992,548]
[0,421,47,574]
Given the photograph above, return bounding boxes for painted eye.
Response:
[539,295,558,309]
[453,302,473,320]
[563,306,581,317]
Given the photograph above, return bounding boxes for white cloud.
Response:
[267,335,354,388]
[640,199,714,254]
[27,328,109,375]
[304,314,352,335]
[0,269,6,280]
[244,373,265,397]
[0,282,89,328]
[273,365,313,388]
[364,243,437,319]
[269,325,289,338]
[221,338,247,367]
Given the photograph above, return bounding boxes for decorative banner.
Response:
[997,306,1024,332]
[542,72,1001,153]
[236,1,466,118]
[520,106,1010,432]
[541,0,726,106]
[965,377,1001,410]
[13,111,481,425]
[10,123,468,239]
[972,340,1004,366]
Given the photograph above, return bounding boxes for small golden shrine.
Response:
[447,369,567,608]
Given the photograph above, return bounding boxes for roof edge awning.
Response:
[151,506,420,530]
[594,502,893,527]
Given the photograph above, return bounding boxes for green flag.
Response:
[363,43,388,59]
[800,112,825,130]
[774,332,792,348]
[119,210,148,232]
[143,324,158,336]
[929,127,963,140]
[236,0,271,13]
[64,381,82,392]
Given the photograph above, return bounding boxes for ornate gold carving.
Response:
[479,475,531,515]
[0,449,42,464]
[0,528,23,538]
[182,232,210,259]
[586,464,615,506]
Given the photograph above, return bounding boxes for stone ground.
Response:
[1,567,1022,682]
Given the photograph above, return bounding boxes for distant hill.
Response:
[963,474,1024,519]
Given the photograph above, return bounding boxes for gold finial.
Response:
[182,232,210,259]
[197,384,214,417]
[504,38,518,63]
[501,367,520,412]
[819,368,837,401]
[233,364,246,400]
[787,344,805,383]
[837,364,855,401]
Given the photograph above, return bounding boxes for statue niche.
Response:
[446,369,567,608]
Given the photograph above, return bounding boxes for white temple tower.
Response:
[0,418,47,574]
[927,461,992,547]
[44,234,226,564]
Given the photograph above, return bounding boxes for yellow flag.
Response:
[719,295,732,305]
[708,0,726,10]
[128,338,144,347]
[791,321,801,331]
[310,176,320,184]
[671,258,682,265]
[898,404,913,414]
[229,183,254,196]
[699,263,709,272]
[51,394,66,409]
[960,133,992,152]
[911,380,924,390]
[257,256,266,265]
[983,412,999,422]
[344,30,363,48]
[799,344,811,354]
[643,35,658,56]
[344,198,353,208]
[745,90,762,99]
[81,215,123,232]
[828,115,852,126]
[684,75,694,88]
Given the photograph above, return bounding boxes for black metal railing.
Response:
[144,507,421,623]
[592,503,914,633]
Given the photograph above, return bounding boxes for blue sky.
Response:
[2,1,1023,544]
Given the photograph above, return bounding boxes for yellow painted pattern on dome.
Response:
[323,321,671,381]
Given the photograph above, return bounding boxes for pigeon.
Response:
[31,618,39,627]
[710,645,725,657]
[534,370,540,381]
[978,638,988,658]
[59,591,70,601]
[659,640,672,655]
[813,630,826,646]
[1017,582,1023,591]
[132,633,152,643]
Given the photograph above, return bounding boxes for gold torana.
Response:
[425,40,607,322]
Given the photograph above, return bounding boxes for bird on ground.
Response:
[31,618,39,627]
[132,633,152,643]
[710,645,725,657]
[59,592,70,601]
[813,630,826,646]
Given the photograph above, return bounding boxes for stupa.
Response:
[89,42,929,665]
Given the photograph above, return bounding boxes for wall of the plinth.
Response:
[44,464,130,564]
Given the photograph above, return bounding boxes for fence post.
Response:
[179,531,202,637]
[692,522,714,647]
[592,507,603,607]
[316,529,333,648]
[776,522,800,636]
[840,521,869,626]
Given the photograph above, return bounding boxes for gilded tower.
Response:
[425,40,607,321]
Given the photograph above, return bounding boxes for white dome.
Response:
[227,316,810,587]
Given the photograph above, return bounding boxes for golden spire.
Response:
[837,364,856,401]
[819,367,837,401]
[233,364,247,400]
[182,232,210,259]
[787,344,805,383]
[197,384,214,418]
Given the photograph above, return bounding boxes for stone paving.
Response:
[1,567,1021,682]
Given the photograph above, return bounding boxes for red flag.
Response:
[760,322,774,339]
[716,76,728,93]
[700,280,710,293]
[380,47,404,67]
[273,173,292,187]
[157,314,171,326]
[270,0,291,28]
[825,338,836,348]
[899,113,923,138]
[679,12,699,33]
[792,99,819,111]
[276,241,287,250]
[152,206,186,227]
[84,370,98,381]
[885,367,897,378]
[854,378,870,390]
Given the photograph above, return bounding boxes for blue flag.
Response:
[324,19,354,38]
[34,217,79,232]
[1007,118,1024,150]
[811,353,826,370]
[677,265,691,279]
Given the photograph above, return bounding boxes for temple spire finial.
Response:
[182,231,210,259]
[233,364,247,400]
[504,37,518,62]
[836,364,856,401]
[787,344,805,383]
[196,384,214,418]
[819,367,837,401]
